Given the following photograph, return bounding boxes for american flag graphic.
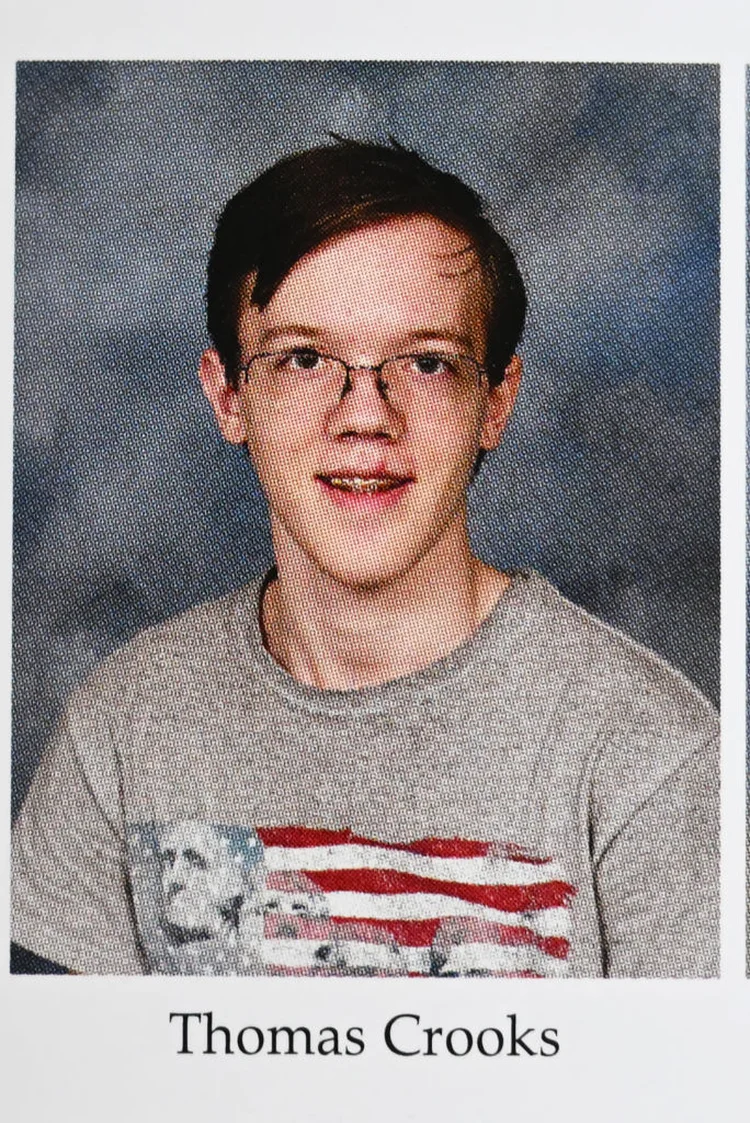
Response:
[255,827,576,978]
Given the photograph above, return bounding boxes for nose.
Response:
[169,855,190,883]
[324,365,406,442]
[165,880,184,902]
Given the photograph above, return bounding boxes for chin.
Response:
[311,547,428,593]
[277,509,459,592]
[329,571,404,593]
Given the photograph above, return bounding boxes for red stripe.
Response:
[402,970,545,978]
[260,913,567,958]
[404,838,495,858]
[299,867,575,911]
[332,916,443,947]
[262,913,440,948]
[264,965,403,977]
[328,915,568,958]
[430,916,570,958]
[264,914,337,941]
[256,827,556,865]
[261,964,545,978]
[499,845,555,867]
[266,870,325,895]
[257,827,495,858]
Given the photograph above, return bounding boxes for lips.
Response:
[316,471,414,494]
[324,476,402,494]
[315,469,415,508]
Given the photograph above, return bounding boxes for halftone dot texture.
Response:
[13,62,718,817]
[11,573,719,976]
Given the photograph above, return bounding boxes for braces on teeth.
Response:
[328,477,398,493]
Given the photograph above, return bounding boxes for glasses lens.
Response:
[382,354,480,398]
[244,350,483,400]
[250,350,346,394]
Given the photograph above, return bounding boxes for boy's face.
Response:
[159,822,245,935]
[201,215,520,590]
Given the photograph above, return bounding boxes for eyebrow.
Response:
[402,328,481,355]
[257,324,326,348]
[257,325,480,355]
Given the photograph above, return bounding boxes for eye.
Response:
[284,347,324,371]
[408,352,456,378]
[183,848,208,870]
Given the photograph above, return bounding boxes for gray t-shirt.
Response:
[11,570,719,977]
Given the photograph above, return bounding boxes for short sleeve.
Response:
[11,711,145,974]
[594,738,719,978]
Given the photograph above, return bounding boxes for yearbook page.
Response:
[1,4,748,1120]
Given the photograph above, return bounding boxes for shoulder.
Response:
[65,580,263,730]
[23,582,264,833]
[116,583,253,664]
[514,572,718,838]
[514,570,717,733]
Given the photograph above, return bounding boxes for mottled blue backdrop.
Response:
[13,62,719,816]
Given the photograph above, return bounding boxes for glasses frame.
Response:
[238,348,488,397]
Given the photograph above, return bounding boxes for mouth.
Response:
[315,471,414,508]
[319,475,410,494]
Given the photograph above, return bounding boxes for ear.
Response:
[480,354,522,451]
[199,348,248,445]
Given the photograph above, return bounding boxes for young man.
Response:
[11,139,719,978]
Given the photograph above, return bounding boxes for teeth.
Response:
[328,476,397,494]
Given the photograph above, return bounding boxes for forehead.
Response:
[161,823,222,856]
[239,215,488,349]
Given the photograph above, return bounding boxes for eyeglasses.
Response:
[239,348,487,403]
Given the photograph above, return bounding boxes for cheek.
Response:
[410,404,485,474]
[243,401,313,473]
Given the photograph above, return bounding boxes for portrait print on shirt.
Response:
[128,822,576,977]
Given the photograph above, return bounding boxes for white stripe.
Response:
[261,891,570,938]
[263,889,569,936]
[434,941,569,978]
[261,938,428,974]
[263,844,566,886]
[298,891,572,935]
[261,938,565,976]
[261,938,335,970]
[524,908,572,938]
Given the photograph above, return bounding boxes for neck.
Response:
[261,520,510,690]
